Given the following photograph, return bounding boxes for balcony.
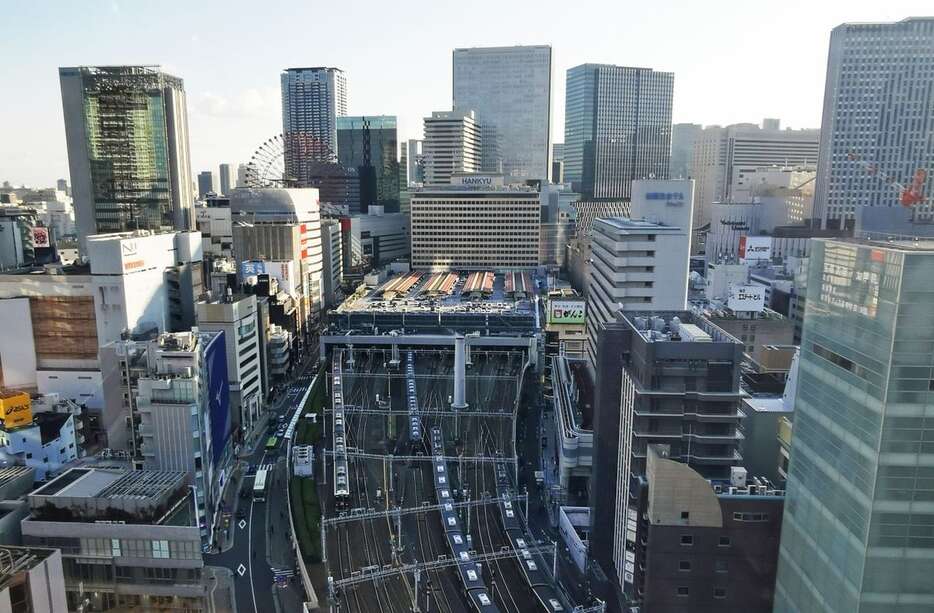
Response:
[682,429,745,443]
[680,449,742,464]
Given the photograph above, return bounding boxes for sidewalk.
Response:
[205,566,237,613]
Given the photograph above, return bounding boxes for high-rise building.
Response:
[197,294,264,440]
[229,188,323,344]
[402,139,425,185]
[670,123,702,179]
[280,67,348,182]
[775,237,934,612]
[135,330,232,545]
[453,45,552,181]
[422,110,481,185]
[586,179,694,364]
[691,124,819,232]
[197,170,216,199]
[336,115,400,212]
[564,64,673,201]
[218,163,233,195]
[589,310,746,611]
[813,18,934,230]
[320,219,343,308]
[411,174,541,270]
[59,66,194,251]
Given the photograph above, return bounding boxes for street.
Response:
[206,369,316,613]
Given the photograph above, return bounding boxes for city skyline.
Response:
[2,1,930,187]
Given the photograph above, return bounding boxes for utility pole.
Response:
[413,568,421,613]
[321,523,327,563]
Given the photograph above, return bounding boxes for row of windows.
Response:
[675,586,727,599]
[681,534,732,547]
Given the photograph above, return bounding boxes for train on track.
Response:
[333,352,350,509]
[432,427,501,612]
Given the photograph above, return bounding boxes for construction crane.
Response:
[846,151,927,208]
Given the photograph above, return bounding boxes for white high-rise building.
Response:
[197,294,264,440]
[453,45,552,181]
[585,179,694,364]
[411,174,541,270]
[691,124,819,231]
[422,110,481,185]
[813,17,934,229]
[280,67,348,178]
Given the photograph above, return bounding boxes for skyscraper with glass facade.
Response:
[59,65,194,252]
[813,18,934,230]
[452,45,552,182]
[336,115,400,212]
[280,67,347,182]
[775,237,934,612]
[564,64,673,201]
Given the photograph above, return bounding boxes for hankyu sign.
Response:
[461,176,494,186]
[728,284,766,312]
[739,235,772,263]
[548,299,585,325]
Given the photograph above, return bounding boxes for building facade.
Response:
[196,294,264,440]
[280,67,348,179]
[564,64,674,200]
[410,175,541,270]
[453,45,552,181]
[218,163,233,196]
[320,218,343,308]
[670,123,702,180]
[812,18,934,229]
[691,124,819,233]
[775,238,934,612]
[589,311,745,611]
[586,180,694,364]
[59,66,194,251]
[135,330,232,545]
[229,188,323,342]
[336,115,400,212]
[197,171,216,200]
[422,110,481,185]
[22,468,210,611]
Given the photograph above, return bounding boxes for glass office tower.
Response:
[563,64,673,200]
[59,65,194,251]
[336,115,400,212]
[453,45,552,182]
[813,18,934,230]
[775,238,934,613]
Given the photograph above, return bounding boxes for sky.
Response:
[1,0,930,187]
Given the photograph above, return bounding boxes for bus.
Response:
[253,468,269,502]
[265,436,278,451]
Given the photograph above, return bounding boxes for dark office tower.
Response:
[59,65,194,251]
[564,64,673,201]
[453,45,553,181]
[280,67,347,183]
[813,18,934,230]
[337,116,400,213]
[589,311,747,611]
[775,238,934,612]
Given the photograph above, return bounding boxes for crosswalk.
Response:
[272,567,296,577]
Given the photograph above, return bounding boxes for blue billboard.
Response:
[203,331,232,465]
